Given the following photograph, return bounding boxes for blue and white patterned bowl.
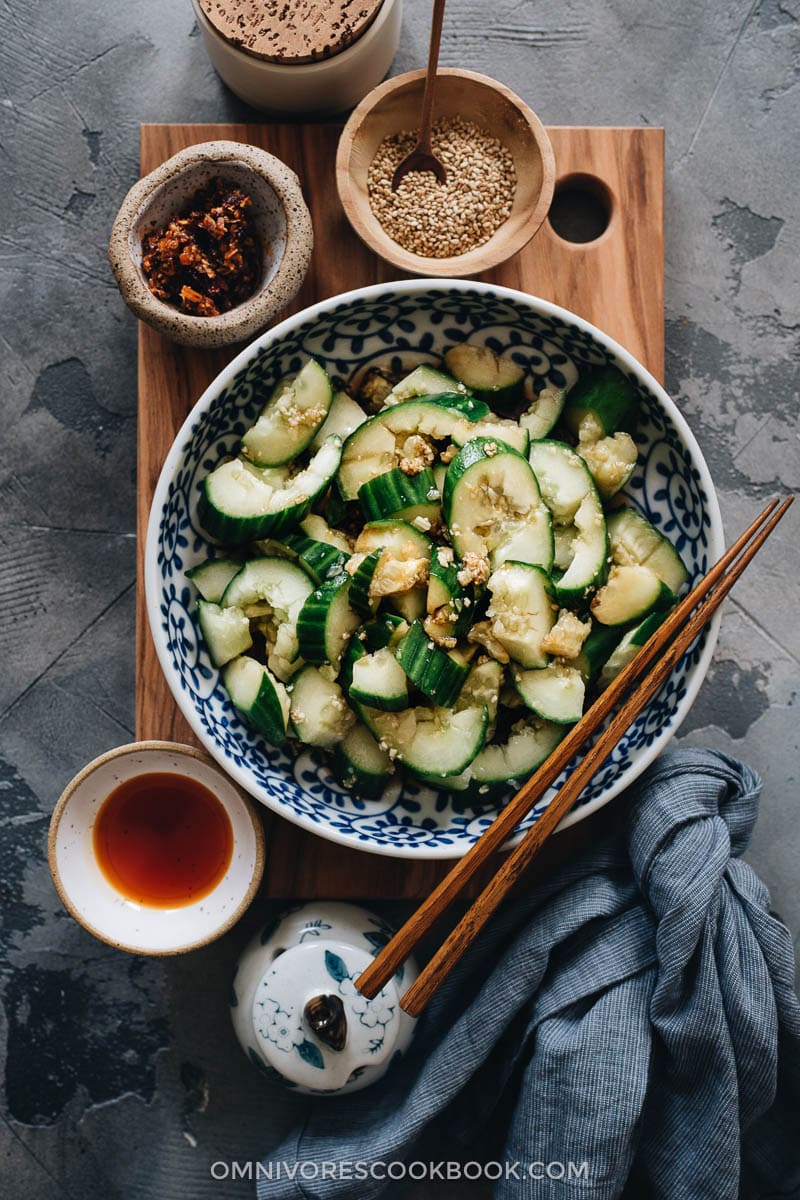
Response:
[145,280,723,860]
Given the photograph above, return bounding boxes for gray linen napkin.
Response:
[258,749,800,1200]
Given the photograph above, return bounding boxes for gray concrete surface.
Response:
[1,0,798,1196]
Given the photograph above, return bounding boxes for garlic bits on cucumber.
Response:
[191,341,688,807]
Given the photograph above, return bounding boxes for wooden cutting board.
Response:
[136,122,664,898]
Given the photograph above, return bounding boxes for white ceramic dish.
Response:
[145,279,724,860]
[48,741,265,954]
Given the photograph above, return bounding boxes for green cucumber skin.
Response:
[295,574,355,665]
[199,438,342,546]
[223,659,288,746]
[198,481,304,544]
[443,344,526,414]
[241,360,332,467]
[563,364,640,438]
[520,388,566,440]
[332,745,392,799]
[349,682,408,713]
[243,687,287,745]
[338,637,363,694]
[358,467,440,523]
[386,365,462,403]
[578,624,623,681]
[337,395,489,501]
[323,486,350,528]
[349,549,382,617]
[394,621,468,707]
[282,533,347,584]
[443,435,524,522]
[427,552,476,638]
[362,612,405,651]
[356,519,433,558]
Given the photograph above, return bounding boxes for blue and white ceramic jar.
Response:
[231,902,417,1095]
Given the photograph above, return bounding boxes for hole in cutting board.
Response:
[548,174,612,243]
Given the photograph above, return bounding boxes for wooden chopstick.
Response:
[356,497,792,1008]
[397,495,793,1015]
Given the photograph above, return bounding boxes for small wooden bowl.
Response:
[336,69,556,277]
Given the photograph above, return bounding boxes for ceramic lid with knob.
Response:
[197,0,385,64]
[231,902,417,1095]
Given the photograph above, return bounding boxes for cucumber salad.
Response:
[189,342,688,805]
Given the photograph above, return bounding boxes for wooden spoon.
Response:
[392,0,448,190]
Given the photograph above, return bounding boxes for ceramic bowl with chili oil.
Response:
[108,140,313,349]
[48,741,265,954]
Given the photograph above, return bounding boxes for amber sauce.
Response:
[93,773,233,908]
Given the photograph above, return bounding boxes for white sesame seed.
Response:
[367,117,516,259]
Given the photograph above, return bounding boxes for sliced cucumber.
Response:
[241,359,332,467]
[350,647,409,711]
[519,386,566,441]
[357,466,440,525]
[577,432,638,500]
[338,635,364,695]
[563,363,639,441]
[282,532,348,585]
[200,436,342,544]
[512,662,586,724]
[354,518,432,559]
[443,342,525,412]
[384,364,461,405]
[553,525,576,572]
[590,564,673,626]
[349,549,383,617]
[311,389,366,451]
[221,557,314,619]
[289,666,355,749]
[452,417,530,456]
[333,724,395,799]
[364,704,488,780]
[395,620,469,707]
[456,659,503,724]
[443,438,553,571]
[555,495,608,599]
[220,556,314,679]
[527,441,607,599]
[606,507,689,594]
[296,574,361,667]
[597,610,669,691]
[427,548,459,612]
[299,513,352,553]
[529,440,595,525]
[354,520,432,599]
[337,396,487,501]
[387,587,427,623]
[197,600,252,668]
[486,561,556,668]
[572,623,623,683]
[361,612,408,651]
[449,715,564,799]
[223,656,290,746]
[187,557,242,603]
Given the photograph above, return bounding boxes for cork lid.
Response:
[198,0,385,64]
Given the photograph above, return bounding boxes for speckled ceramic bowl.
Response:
[108,141,313,348]
[48,741,265,954]
[144,279,724,861]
